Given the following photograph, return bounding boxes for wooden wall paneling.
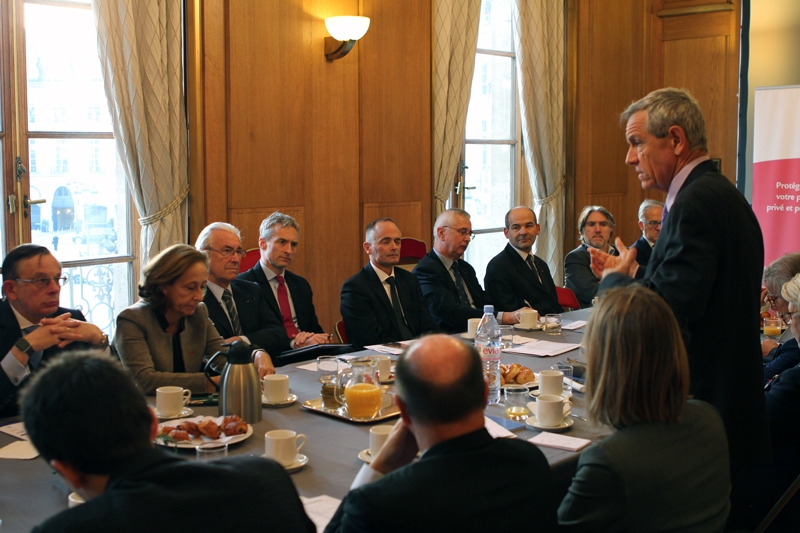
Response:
[362,201,423,241]
[229,206,306,278]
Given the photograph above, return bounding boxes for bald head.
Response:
[395,335,485,423]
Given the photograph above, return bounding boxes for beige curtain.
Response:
[432,0,482,216]
[512,0,565,284]
[91,0,188,272]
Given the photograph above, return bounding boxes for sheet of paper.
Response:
[300,495,342,533]
[364,344,404,355]
[484,416,516,439]
[0,422,28,440]
[503,341,581,357]
[562,320,587,330]
[511,335,536,345]
[297,362,317,371]
[529,432,591,452]
[0,440,39,460]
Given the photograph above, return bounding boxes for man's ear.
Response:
[638,220,645,232]
[668,124,689,155]
[396,396,412,426]
[51,459,87,490]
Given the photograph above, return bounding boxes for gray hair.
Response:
[620,88,708,152]
[638,199,664,222]
[259,211,301,241]
[765,252,800,297]
[194,222,241,254]
[577,205,615,244]
[365,218,399,244]
[781,273,800,311]
[433,208,471,237]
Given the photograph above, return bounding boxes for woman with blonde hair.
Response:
[558,284,730,531]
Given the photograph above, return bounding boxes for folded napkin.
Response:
[300,495,342,533]
[529,432,591,452]
[562,320,587,331]
[484,416,516,438]
[566,377,585,393]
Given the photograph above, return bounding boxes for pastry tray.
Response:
[301,397,400,423]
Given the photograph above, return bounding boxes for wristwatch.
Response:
[96,334,109,350]
[14,337,35,357]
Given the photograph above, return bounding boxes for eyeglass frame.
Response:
[442,226,476,239]
[644,220,661,228]
[11,276,69,289]
[204,246,246,259]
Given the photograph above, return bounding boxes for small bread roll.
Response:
[198,418,221,439]
[505,363,521,382]
[516,367,535,384]
[168,429,190,442]
[223,421,248,436]
[177,421,201,438]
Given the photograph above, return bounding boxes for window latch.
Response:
[15,156,27,182]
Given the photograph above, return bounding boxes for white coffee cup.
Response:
[265,429,307,467]
[538,370,564,396]
[518,309,539,329]
[536,394,572,427]
[467,318,481,338]
[373,355,392,382]
[155,386,191,417]
[68,492,85,508]
[369,425,393,457]
[262,374,290,403]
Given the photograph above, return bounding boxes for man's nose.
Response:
[625,146,637,165]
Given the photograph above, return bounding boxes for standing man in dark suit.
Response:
[564,205,619,308]
[1,244,108,418]
[630,199,664,268]
[340,218,437,349]
[325,335,558,533]
[238,212,333,348]
[591,88,770,481]
[413,208,521,333]
[195,222,285,375]
[485,206,563,316]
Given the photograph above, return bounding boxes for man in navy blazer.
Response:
[237,212,332,348]
[630,199,664,268]
[413,208,521,333]
[196,223,287,374]
[592,88,770,475]
[485,206,562,316]
[340,218,438,349]
[1,244,108,418]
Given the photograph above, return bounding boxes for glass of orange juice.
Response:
[335,356,383,420]
[764,316,782,340]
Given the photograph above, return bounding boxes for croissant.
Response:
[221,415,242,427]
[158,425,177,436]
[505,363,521,382]
[198,419,221,439]
[223,420,248,436]
[516,367,535,384]
[177,421,201,437]
[168,429,190,442]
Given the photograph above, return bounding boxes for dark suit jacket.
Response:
[0,299,87,418]
[631,235,654,267]
[33,449,315,533]
[764,337,800,382]
[325,428,558,533]
[203,279,289,357]
[238,264,324,334]
[340,264,438,350]
[484,243,563,316]
[600,160,770,468]
[412,249,487,333]
[564,244,618,308]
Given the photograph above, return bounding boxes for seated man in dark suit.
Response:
[21,351,314,533]
[485,206,563,316]
[564,205,618,308]
[238,212,333,348]
[413,208,521,333]
[630,199,663,268]
[761,251,800,369]
[1,244,108,418]
[340,218,437,349]
[195,222,287,375]
[325,335,558,532]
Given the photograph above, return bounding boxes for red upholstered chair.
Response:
[397,237,428,271]
[556,287,581,311]
[239,248,260,273]
[335,320,348,344]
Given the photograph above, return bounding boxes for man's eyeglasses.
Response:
[206,247,246,259]
[644,220,661,227]
[12,276,69,289]
[443,226,476,239]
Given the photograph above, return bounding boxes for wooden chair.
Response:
[397,237,427,272]
[335,320,348,344]
[556,287,581,311]
[239,248,260,273]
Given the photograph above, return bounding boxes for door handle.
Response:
[24,195,46,207]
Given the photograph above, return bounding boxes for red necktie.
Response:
[276,275,300,338]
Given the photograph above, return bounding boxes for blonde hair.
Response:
[781,273,800,310]
[138,244,209,310]
[585,285,689,429]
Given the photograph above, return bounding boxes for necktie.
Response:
[276,275,300,338]
[526,255,543,284]
[386,276,414,340]
[450,262,473,308]
[22,325,44,369]
[221,289,243,336]
[661,204,669,226]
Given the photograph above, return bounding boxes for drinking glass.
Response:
[763,316,783,341]
[498,325,513,348]
[196,442,228,462]
[504,385,530,420]
[545,314,562,335]
[551,362,573,397]
[317,356,342,410]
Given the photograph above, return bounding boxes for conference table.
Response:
[0,309,611,531]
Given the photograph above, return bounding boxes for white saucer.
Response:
[526,415,574,432]
[460,333,475,340]
[358,449,373,464]
[156,407,194,420]
[262,393,298,407]
[529,390,572,398]
[261,453,308,472]
[514,324,543,331]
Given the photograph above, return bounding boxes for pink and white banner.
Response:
[753,86,800,266]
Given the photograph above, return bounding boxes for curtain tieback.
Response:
[138,187,189,226]
[534,175,565,207]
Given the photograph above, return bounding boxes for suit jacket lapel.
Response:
[505,244,545,294]
[428,251,459,296]
[250,264,282,319]
[395,273,417,334]
[363,265,394,316]
[203,292,233,338]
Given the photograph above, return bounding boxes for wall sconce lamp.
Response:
[324,16,370,61]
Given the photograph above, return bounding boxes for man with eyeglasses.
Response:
[761,252,800,382]
[631,199,664,268]
[195,223,287,375]
[413,209,521,333]
[1,244,108,418]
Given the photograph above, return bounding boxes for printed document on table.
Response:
[503,340,581,357]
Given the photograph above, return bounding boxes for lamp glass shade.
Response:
[325,16,370,41]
